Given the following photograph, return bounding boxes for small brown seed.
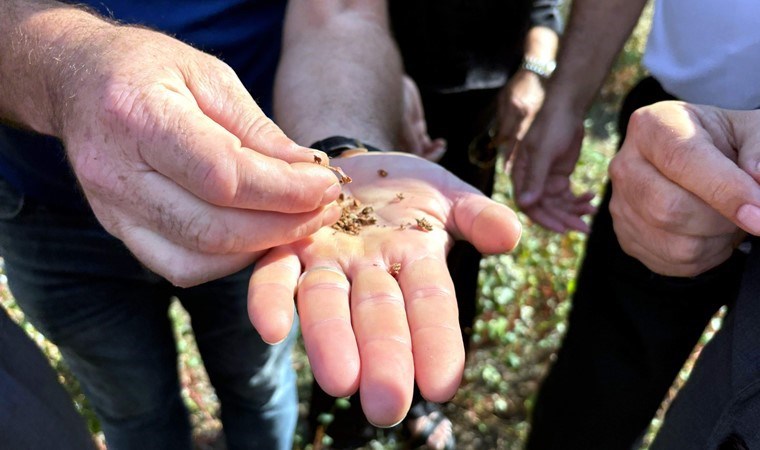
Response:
[416,217,433,232]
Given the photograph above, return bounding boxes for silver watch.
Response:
[520,57,556,79]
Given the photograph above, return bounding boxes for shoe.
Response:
[405,401,456,450]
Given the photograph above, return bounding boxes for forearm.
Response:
[274,1,403,149]
[0,1,117,136]
[545,0,648,114]
[522,26,559,64]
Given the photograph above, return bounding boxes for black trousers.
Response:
[0,307,95,450]
[526,77,748,449]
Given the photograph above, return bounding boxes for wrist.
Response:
[46,19,123,138]
[310,135,384,158]
[520,57,556,80]
[4,4,118,136]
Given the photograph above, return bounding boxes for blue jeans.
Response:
[0,178,297,450]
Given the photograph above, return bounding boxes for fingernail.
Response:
[313,150,329,165]
[321,183,341,206]
[736,204,760,235]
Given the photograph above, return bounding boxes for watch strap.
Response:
[310,136,383,158]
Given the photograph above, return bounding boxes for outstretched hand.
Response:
[510,107,595,233]
[248,152,521,427]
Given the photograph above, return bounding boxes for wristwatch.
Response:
[309,136,383,158]
[520,57,557,79]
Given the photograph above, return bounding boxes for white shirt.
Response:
[643,0,760,109]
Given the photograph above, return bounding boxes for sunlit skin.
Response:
[248,152,522,427]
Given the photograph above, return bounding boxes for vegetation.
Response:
[3,5,718,449]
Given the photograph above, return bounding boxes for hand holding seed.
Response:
[248,152,521,427]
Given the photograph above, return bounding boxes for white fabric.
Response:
[643,0,760,109]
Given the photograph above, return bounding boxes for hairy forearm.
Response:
[0,0,118,136]
[274,1,403,149]
[545,0,648,113]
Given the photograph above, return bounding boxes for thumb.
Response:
[452,194,522,255]
[186,60,327,164]
[733,110,760,184]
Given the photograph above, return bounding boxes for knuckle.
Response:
[192,155,241,207]
[704,176,735,207]
[626,107,647,134]
[608,154,628,185]
[648,195,688,231]
[664,236,705,267]
[70,145,119,193]
[241,113,279,145]
[199,223,241,254]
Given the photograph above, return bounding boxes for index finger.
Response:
[633,106,760,235]
[134,95,341,213]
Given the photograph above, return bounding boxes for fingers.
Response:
[450,195,522,254]
[610,147,736,237]
[630,105,760,235]
[524,203,591,234]
[420,138,447,162]
[512,125,584,208]
[351,265,414,427]
[87,169,341,255]
[184,56,329,165]
[733,110,760,185]
[248,248,301,344]
[297,266,360,398]
[397,256,464,403]
[612,217,736,277]
[116,225,262,287]
[132,96,341,212]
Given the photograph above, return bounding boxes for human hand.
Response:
[248,152,521,426]
[56,27,341,286]
[510,104,595,233]
[495,69,546,145]
[397,75,447,161]
[609,101,760,276]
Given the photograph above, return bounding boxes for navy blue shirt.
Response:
[0,0,286,210]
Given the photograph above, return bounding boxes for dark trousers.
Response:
[0,306,95,450]
[651,236,760,449]
[0,178,298,450]
[526,77,748,449]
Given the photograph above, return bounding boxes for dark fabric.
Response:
[0,0,286,211]
[651,237,760,449]
[0,307,96,450]
[526,77,748,449]
[0,177,298,450]
[388,0,561,93]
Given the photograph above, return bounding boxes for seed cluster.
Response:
[332,194,378,235]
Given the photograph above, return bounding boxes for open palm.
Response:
[248,152,521,426]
